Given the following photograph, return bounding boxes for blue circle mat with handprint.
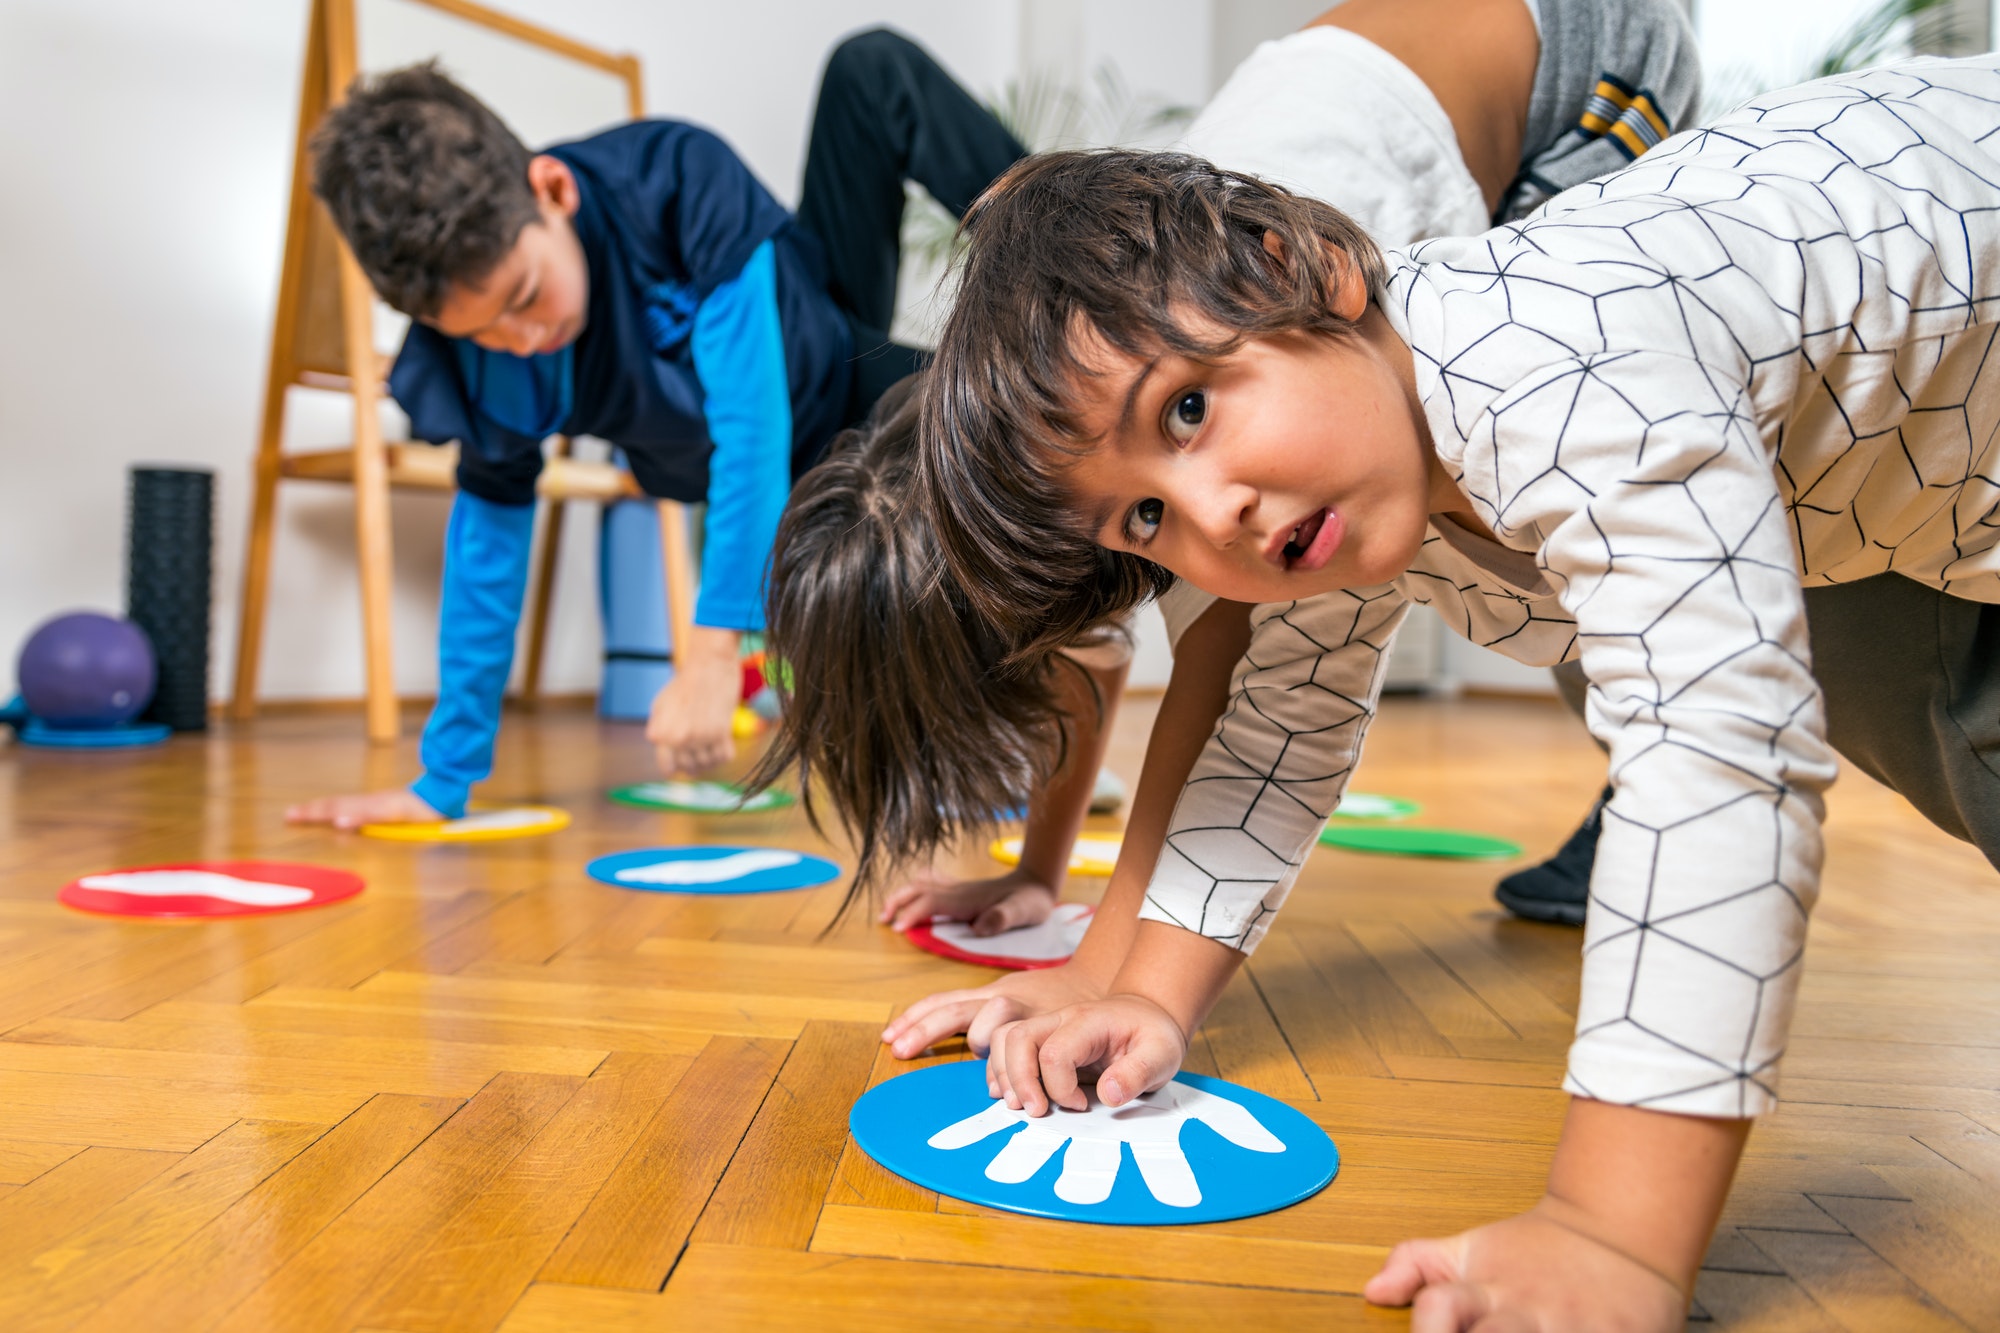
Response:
[849,1060,1338,1225]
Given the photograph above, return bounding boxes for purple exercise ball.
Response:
[18,612,157,728]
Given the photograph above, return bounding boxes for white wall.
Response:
[18,0,1965,706]
[1210,0,1331,95]
[0,0,1031,703]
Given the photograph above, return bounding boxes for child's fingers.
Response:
[671,736,732,776]
[651,731,734,778]
[1364,1236,1469,1309]
[882,986,970,1039]
[982,1019,1022,1099]
[890,888,949,931]
[1092,1036,1181,1108]
[329,797,380,830]
[887,1000,978,1058]
[1410,1282,1502,1333]
[879,882,921,926]
[1033,1010,1121,1111]
[965,994,1029,1056]
[883,988,1017,1058]
[996,1013,1064,1114]
[969,885,1056,937]
[1037,1036,1091,1113]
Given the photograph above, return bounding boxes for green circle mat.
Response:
[1317,824,1522,860]
[607,781,795,815]
[1328,791,1420,821]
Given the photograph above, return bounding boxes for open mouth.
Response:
[1283,510,1326,562]
[1280,506,1343,573]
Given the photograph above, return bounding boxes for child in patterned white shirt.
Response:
[913,57,2000,1331]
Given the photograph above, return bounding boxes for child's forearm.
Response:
[1013,657,1128,891]
[681,623,742,662]
[1543,1098,1751,1293]
[1109,918,1246,1035]
[1068,600,1253,986]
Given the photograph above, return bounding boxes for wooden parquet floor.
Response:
[0,693,1996,1331]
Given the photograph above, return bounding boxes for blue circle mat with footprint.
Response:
[586,846,840,895]
[850,1060,1338,1225]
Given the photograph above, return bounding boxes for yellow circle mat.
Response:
[360,805,572,842]
[989,834,1123,877]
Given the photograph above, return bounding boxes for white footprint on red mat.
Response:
[927,902,1094,963]
[77,870,314,908]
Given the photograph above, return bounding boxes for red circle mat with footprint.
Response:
[904,902,1096,971]
[59,861,365,919]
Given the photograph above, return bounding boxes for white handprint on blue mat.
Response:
[926,1080,1284,1207]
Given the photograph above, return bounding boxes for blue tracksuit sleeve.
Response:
[689,238,793,632]
[410,492,537,818]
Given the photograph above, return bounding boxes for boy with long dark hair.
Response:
[763,0,1701,1008]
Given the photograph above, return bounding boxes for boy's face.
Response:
[1064,310,1441,605]
[428,156,589,357]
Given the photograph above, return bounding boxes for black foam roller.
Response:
[127,467,213,731]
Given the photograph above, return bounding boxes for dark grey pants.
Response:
[1554,574,2000,869]
[1803,574,2000,864]
[794,29,1025,421]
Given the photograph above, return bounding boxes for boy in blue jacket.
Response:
[286,30,1021,827]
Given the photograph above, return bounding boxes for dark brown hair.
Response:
[309,61,539,319]
[744,377,1092,918]
[918,148,1387,657]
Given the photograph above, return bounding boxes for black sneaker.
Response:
[1493,786,1610,926]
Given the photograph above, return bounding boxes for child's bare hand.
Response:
[985,993,1188,1116]
[1365,1200,1687,1332]
[648,627,741,776]
[883,961,1107,1060]
[879,866,1058,934]
[285,788,441,829]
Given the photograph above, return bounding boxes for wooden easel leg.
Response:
[229,413,285,720]
[320,0,400,743]
[657,500,698,669]
[352,433,399,742]
[519,437,572,706]
[230,0,332,723]
[351,418,398,741]
[340,259,400,744]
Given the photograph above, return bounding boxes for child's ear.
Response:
[1261,229,1369,322]
[527,155,581,218]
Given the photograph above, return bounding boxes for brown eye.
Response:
[1126,497,1164,544]
[1165,390,1206,443]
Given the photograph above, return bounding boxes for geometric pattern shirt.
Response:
[1139,57,2000,1117]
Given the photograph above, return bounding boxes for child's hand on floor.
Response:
[1367,1099,1741,1331]
[285,788,442,829]
[1364,1200,1687,1332]
[647,626,742,775]
[879,866,1058,935]
[983,994,1189,1114]
[882,961,1109,1061]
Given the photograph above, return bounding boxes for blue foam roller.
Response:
[598,497,674,721]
